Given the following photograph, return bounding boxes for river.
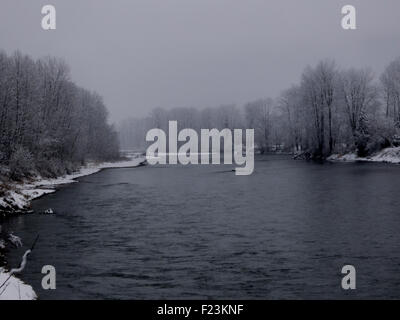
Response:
[3,155,400,299]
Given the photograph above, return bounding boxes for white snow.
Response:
[8,233,22,248]
[0,268,37,300]
[328,147,400,164]
[368,147,400,163]
[327,153,359,162]
[0,154,146,212]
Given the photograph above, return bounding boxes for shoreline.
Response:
[0,154,146,300]
[0,155,147,214]
[327,147,400,164]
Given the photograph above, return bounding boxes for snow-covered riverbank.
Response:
[0,155,146,213]
[328,147,400,164]
[0,154,146,300]
[0,268,37,300]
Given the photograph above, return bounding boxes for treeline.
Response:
[119,57,400,159]
[0,51,120,180]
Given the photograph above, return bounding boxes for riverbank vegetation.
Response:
[119,57,400,160]
[0,49,123,294]
[0,50,120,185]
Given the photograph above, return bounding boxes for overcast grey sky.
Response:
[1,0,400,123]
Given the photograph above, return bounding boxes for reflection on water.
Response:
[4,155,400,299]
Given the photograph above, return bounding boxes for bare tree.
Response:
[381,57,400,125]
[244,98,274,153]
[340,68,379,155]
[0,50,120,180]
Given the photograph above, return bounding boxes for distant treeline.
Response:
[0,51,119,180]
[119,57,400,159]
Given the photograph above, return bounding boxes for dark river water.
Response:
[4,155,400,299]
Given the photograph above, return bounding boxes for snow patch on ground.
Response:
[327,153,360,162]
[328,147,400,164]
[0,155,146,212]
[0,268,37,300]
[8,233,22,248]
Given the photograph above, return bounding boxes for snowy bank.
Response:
[0,268,37,300]
[0,154,146,213]
[328,147,400,164]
